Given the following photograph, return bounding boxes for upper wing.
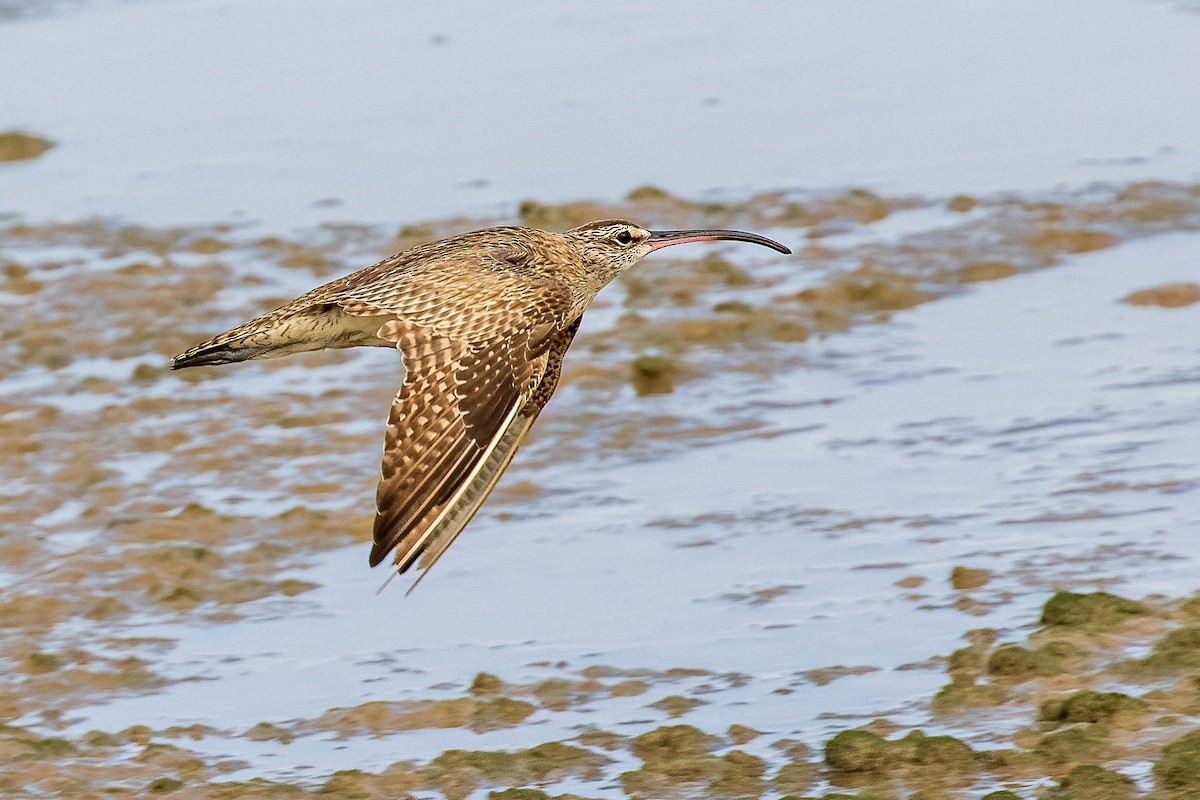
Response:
[351,266,574,586]
[400,318,584,593]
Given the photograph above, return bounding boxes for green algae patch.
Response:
[620,724,724,797]
[1039,591,1148,630]
[1038,691,1147,725]
[629,354,681,396]
[522,742,608,781]
[947,645,986,675]
[425,743,608,800]
[901,731,976,774]
[316,763,422,798]
[708,750,768,797]
[20,735,78,758]
[1033,726,1110,767]
[629,723,718,768]
[1153,728,1200,793]
[986,641,1084,681]
[1045,764,1136,800]
[147,776,184,792]
[932,679,1007,713]
[888,734,979,786]
[824,730,889,773]
[0,131,54,162]
[1137,625,1200,672]
[822,730,983,790]
[772,760,818,796]
[981,791,1025,800]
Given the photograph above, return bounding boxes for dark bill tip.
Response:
[647,228,791,255]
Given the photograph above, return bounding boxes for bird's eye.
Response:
[615,230,634,245]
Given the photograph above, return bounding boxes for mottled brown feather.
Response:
[337,251,574,573]
[400,319,584,591]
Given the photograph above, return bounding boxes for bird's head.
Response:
[563,219,791,278]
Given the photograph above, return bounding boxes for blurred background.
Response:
[2,1,1200,798]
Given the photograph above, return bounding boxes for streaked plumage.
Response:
[172,219,790,591]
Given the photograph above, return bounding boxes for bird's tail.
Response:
[172,303,388,370]
[171,326,272,370]
[171,306,308,370]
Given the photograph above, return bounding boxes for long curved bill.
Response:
[648,228,791,255]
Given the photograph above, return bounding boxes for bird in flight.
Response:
[172,219,790,592]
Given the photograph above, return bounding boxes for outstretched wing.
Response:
[351,270,575,588]
[401,318,584,592]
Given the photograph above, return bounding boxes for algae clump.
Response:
[629,354,680,396]
[620,724,723,796]
[985,646,1040,679]
[1039,591,1147,629]
[708,749,767,797]
[147,777,185,793]
[1153,729,1200,793]
[628,723,716,772]
[903,731,976,773]
[1141,625,1200,672]
[932,679,1007,712]
[1038,690,1147,724]
[824,729,888,772]
[425,744,607,800]
[1034,726,1109,767]
[1046,764,1136,800]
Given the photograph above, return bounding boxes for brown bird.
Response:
[172,219,790,591]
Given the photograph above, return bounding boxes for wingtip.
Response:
[375,568,400,595]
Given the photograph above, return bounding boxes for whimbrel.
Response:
[172,220,790,591]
